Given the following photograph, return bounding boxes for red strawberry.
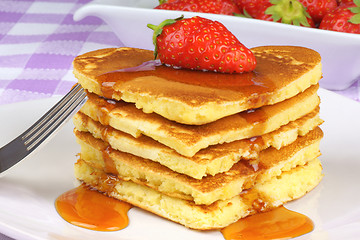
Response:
[253,1,279,21]
[298,0,338,24]
[319,0,360,33]
[338,0,354,5]
[147,16,256,73]
[154,0,241,15]
[234,0,270,17]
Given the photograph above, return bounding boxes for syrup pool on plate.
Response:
[55,184,132,231]
[221,206,314,240]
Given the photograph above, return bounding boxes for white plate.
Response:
[0,88,360,240]
[73,0,360,91]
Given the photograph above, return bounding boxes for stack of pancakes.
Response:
[72,46,324,230]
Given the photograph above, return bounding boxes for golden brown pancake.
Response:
[79,84,320,157]
[71,45,325,231]
[73,46,322,125]
[74,127,323,205]
[75,157,323,230]
[73,108,323,179]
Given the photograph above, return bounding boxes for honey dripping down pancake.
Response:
[73,46,322,125]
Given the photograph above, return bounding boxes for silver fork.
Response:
[0,83,87,174]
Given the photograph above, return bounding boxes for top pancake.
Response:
[73,46,322,125]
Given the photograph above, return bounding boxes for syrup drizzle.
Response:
[102,145,118,175]
[55,185,132,231]
[97,100,116,125]
[97,64,275,101]
[221,206,314,240]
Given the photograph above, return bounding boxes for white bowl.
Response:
[74,0,360,90]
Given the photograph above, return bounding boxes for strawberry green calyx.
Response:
[265,0,311,26]
[349,0,360,24]
[147,16,184,59]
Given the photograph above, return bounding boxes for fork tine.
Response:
[0,84,87,174]
[22,84,83,140]
[22,84,87,151]
[25,90,87,151]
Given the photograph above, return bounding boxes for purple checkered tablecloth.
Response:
[0,0,124,106]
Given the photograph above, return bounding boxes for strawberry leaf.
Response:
[349,7,360,14]
[348,1,360,24]
[349,13,360,24]
[293,18,300,26]
[272,12,282,22]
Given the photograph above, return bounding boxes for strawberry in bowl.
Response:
[319,0,360,33]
